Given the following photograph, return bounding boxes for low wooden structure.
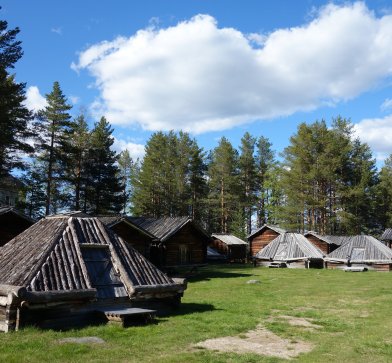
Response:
[304,231,349,255]
[0,216,186,332]
[128,217,210,268]
[210,234,248,263]
[255,233,325,268]
[324,235,392,272]
[207,247,226,262]
[380,228,392,248]
[0,207,35,247]
[248,225,286,257]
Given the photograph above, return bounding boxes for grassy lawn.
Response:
[0,265,391,362]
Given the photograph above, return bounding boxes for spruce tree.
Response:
[238,132,257,234]
[0,16,33,176]
[377,154,392,229]
[35,81,72,215]
[85,116,122,214]
[118,149,134,214]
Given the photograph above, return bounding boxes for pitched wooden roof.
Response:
[0,207,35,223]
[212,234,248,245]
[304,231,350,246]
[97,215,157,240]
[128,216,209,242]
[325,235,392,263]
[0,216,176,293]
[255,233,324,261]
[248,224,286,240]
[381,228,392,241]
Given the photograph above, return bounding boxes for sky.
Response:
[3,0,392,165]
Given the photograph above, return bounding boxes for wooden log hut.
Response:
[255,233,325,268]
[248,224,286,257]
[0,216,186,332]
[98,216,158,261]
[324,235,392,272]
[210,234,248,263]
[128,217,210,268]
[380,228,392,248]
[304,231,350,255]
[0,207,35,247]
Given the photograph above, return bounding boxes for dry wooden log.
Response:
[0,284,25,297]
[133,284,185,294]
[22,289,97,303]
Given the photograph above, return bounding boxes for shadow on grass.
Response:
[185,268,253,282]
[166,302,219,317]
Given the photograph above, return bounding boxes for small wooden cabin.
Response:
[248,224,286,257]
[0,216,186,331]
[380,228,392,248]
[255,233,325,268]
[210,234,248,263]
[129,217,210,268]
[99,216,157,261]
[304,231,349,255]
[324,235,392,272]
[0,207,34,247]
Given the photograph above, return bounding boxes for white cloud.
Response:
[51,27,62,35]
[381,98,392,111]
[69,95,80,105]
[73,3,392,134]
[24,86,47,112]
[112,137,145,160]
[353,115,392,157]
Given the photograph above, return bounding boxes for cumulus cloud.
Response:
[381,98,392,111]
[353,115,392,157]
[72,2,392,134]
[24,86,47,112]
[112,137,145,160]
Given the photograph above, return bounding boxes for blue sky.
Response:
[3,1,392,164]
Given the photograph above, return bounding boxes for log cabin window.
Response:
[275,243,288,260]
[179,244,190,265]
[81,245,128,299]
[351,248,365,260]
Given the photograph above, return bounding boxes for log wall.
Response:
[165,224,207,266]
[110,223,152,258]
[306,235,329,254]
[249,229,280,256]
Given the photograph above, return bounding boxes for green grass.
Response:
[0,265,391,362]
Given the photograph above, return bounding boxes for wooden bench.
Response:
[95,307,157,327]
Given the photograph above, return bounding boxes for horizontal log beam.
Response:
[22,289,97,303]
[0,284,25,297]
[133,283,185,294]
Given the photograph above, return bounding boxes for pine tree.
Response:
[207,137,239,233]
[118,149,134,214]
[85,116,122,214]
[238,132,257,234]
[377,154,392,229]
[0,16,33,176]
[255,136,275,227]
[35,81,72,215]
[64,114,90,210]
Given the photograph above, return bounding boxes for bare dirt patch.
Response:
[276,315,323,330]
[194,324,313,359]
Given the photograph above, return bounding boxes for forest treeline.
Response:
[1,15,392,238]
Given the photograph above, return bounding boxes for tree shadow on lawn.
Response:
[185,268,253,283]
[166,302,219,317]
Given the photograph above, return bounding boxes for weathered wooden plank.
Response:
[23,289,97,303]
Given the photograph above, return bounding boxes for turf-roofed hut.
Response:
[248,224,286,258]
[0,207,34,247]
[381,228,392,248]
[98,215,158,260]
[0,216,186,332]
[210,234,248,263]
[254,233,325,268]
[129,216,210,268]
[324,235,392,272]
[304,231,350,255]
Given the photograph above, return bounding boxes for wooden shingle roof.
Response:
[128,216,208,242]
[248,224,286,240]
[212,234,248,245]
[304,231,350,246]
[0,206,35,223]
[325,235,392,263]
[381,228,392,241]
[255,233,324,260]
[0,216,176,292]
